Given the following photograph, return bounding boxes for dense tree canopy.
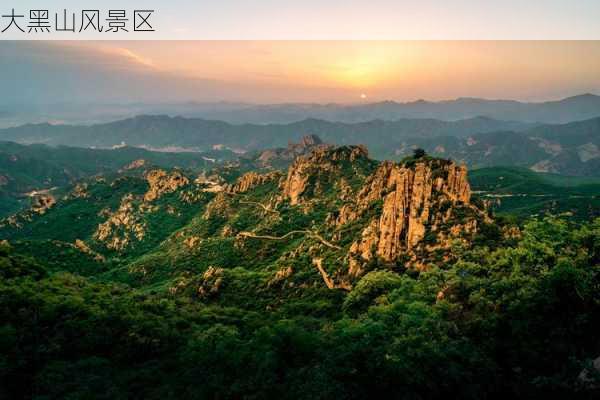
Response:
[1,216,599,399]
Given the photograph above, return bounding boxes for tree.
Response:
[413,148,426,159]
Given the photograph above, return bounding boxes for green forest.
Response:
[1,216,599,398]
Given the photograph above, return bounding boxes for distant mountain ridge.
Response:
[207,93,600,124]
[396,117,600,176]
[0,115,535,155]
[1,94,598,127]
[2,112,600,175]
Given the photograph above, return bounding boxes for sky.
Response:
[1,41,600,105]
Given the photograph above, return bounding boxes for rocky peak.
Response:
[257,135,329,167]
[336,158,483,274]
[296,134,323,148]
[227,171,280,194]
[144,169,189,202]
[94,194,147,251]
[281,145,370,205]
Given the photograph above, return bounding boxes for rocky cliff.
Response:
[227,171,280,194]
[276,145,486,282]
[334,158,484,275]
[144,169,189,202]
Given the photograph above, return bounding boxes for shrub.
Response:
[343,271,404,315]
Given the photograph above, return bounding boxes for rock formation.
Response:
[121,159,147,172]
[227,171,280,194]
[74,239,105,262]
[335,158,483,275]
[144,169,189,202]
[94,194,147,251]
[257,134,330,167]
[31,194,56,214]
[69,183,89,199]
[197,266,224,298]
[281,145,370,205]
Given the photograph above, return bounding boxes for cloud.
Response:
[102,47,156,69]
[0,42,360,104]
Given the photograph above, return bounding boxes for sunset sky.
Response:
[1,41,599,104]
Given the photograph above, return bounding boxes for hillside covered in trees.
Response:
[1,145,599,399]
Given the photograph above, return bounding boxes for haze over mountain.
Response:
[166,93,600,125]
[2,94,599,128]
[2,41,600,127]
[0,114,534,150]
[2,114,600,176]
[394,117,600,176]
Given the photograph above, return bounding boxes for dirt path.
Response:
[238,230,341,250]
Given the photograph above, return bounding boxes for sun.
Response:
[360,93,367,99]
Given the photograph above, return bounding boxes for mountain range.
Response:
[178,93,600,124]
[393,117,600,175]
[0,115,533,151]
[2,114,599,176]
[2,94,599,127]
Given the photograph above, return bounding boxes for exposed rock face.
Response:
[184,236,202,249]
[31,194,56,214]
[227,171,280,194]
[338,159,481,273]
[267,266,294,288]
[144,169,189,202]
[530,159,554,173]
[577,142,600,162]
[257,135,330,167]
[121,159,147,171]
[282,145,369,205]
[288,135,323,151]
[94,194,147,251]
[282,163,310,206]
[197,266,224,298]
[194,173,226,193]
[69,183,89,199]
[74,239,105,262]
[203,192,232,219]
[257,150,281,164]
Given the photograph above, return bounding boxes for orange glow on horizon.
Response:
[62,41,600,103]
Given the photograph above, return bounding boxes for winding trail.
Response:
[238,231,349,290]
[238,230,341,250]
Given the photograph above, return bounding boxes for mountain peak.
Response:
[343,157,481,273]
[299,134,323,147]
[282,145,370,205]
[562,93,600,102]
